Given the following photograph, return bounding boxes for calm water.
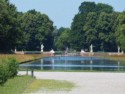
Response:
[20,56,125,71]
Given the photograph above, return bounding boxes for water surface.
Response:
[20,56,125,71]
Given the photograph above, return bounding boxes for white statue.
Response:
[118,46,120,54]
[41,44,44,52]
[14,48,17,53]
[90,44,93,53]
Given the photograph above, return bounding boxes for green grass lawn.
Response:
[0,75,74,94]
[25,79,74,93]
[0,76,34,94]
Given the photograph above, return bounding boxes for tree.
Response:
[55,28,70,50]
[96,12,117,51]
[20,9,54,51]
[96,3,113,14]
[53,27,68,50]
[70,13,87,50]
[70,1,116,51]
[79,2,96,14]
[0,0,24,52]
[115,12,125,51]
[83,12,98,50]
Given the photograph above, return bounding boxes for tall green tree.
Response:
[96,12,117,51]
[21,10,54,51]
[0,0,24,52]
[70,2,97,50]
[115,12,125,51]
[83,12,98,51]
[70,1,116,51]
[70,14,87,50]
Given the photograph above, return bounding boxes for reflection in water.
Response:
[20,56,125,71]
[41,59,43,70]
[117,61,120,71]
[90,60,93,70]
[52,58,54,70]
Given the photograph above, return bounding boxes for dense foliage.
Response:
[0,58,18,85]
[115,12,125,51]
[0,60,8,85]
[0,0,53,52]
[54,27,70,50]
[0,0,24,52]
[20,10,54,51]
[0,0,125,52]
[69,1,118,51]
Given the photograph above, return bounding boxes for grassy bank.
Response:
[108,55,125,61]
[0,75,74,94]
[97,54,125,62]
[0,54,45,63]
[0,53,125,63]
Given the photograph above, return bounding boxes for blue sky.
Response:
[10,0,125,28]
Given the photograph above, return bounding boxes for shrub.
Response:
[0,60,9,85]
[7,58,19,78]
[0,58,18,85]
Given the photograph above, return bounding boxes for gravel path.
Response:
[19,71,125,94]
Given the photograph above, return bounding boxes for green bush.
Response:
[0,60,9,85]
[0,58,18,85]
[7,58,19,78]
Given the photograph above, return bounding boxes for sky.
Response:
[10,0,125,28]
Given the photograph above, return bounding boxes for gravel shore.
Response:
[19,71,125,94]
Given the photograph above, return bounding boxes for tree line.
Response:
[55,2,125,52]
[0,0,125,52]
[0,0,53,52]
